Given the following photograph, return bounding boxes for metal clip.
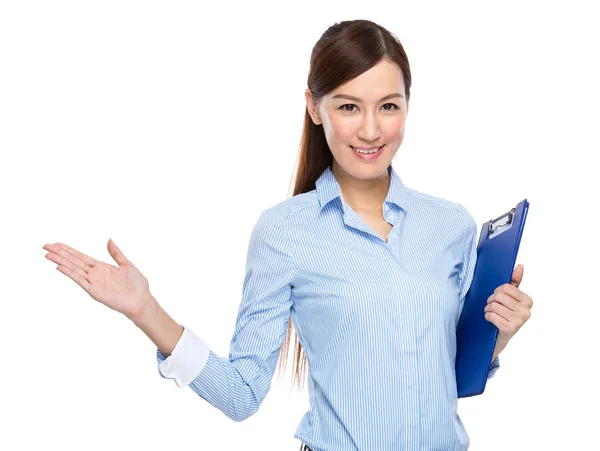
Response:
[488,207,515,234]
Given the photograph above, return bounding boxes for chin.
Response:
[336,159,391,179]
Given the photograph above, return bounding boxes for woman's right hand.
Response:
[42,238,155,320]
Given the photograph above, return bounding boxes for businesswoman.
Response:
[42,19,533,451]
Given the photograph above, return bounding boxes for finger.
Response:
[56,264,91,292]
[487,290,521,313]
[494,283,529,305]
[44,243,93,273]
[511,264,524,288]
[484,299,517,322]
[45,251,92,283]
[52,242,97,267]
[107,239,130,267]
[502,283,533,307]
[485,310,511,331]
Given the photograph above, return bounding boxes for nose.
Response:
[357,110,381,142]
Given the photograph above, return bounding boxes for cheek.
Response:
[390,115,406,133]
[325,112,407,143]
[382,116,406,141]
[326,115,356,141]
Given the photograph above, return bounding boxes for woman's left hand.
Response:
[484,264,533,349]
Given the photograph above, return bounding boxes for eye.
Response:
[338,103,400,112]
[339,104,358,112]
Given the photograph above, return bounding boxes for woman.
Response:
[42,19,533,451]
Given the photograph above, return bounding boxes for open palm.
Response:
[42,238,152,319]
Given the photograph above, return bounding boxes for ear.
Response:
[305,88,323,125]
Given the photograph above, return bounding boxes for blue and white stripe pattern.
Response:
[157,164,500,450]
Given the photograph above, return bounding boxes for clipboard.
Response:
[455,199,529,398]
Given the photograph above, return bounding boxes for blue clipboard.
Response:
[455,199,529,398]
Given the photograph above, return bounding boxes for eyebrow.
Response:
[332,93,404,102]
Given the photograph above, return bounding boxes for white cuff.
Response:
[158,325,210,387]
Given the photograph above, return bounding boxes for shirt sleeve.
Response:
[457,205,478,320]
[156,209,294,422]
[457,205,501,380]
[487,355,500,379]
[156,325,210,387]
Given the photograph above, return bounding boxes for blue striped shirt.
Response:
[156,164,500,450]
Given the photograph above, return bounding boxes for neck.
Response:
[331,162,390,212]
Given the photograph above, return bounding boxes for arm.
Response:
[129,302,209,388]
[135,209,295,422]
[131,300,184,358]
[457,205,501,380]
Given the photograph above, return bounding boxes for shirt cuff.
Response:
[487,356,501,380]
[156,325,210,387]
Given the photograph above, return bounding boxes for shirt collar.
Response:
[315,164,409,211]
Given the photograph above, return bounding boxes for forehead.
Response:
[329,59,405,101]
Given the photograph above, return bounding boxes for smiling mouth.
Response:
[350,145,384,155]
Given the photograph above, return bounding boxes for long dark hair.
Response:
[276,19,412,390]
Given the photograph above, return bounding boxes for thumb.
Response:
[511,263,524,288]
[107,238,131,266]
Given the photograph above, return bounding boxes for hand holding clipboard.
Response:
[455,199,530,398]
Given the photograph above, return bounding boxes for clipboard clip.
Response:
[488,207,516,234]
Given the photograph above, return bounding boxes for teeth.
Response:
[353,146,380,154]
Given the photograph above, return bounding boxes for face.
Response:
[305,58,409,180]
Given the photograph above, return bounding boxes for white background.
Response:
[1,1,598,450]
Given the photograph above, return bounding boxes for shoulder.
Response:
[251,190,318,237]
[406,187,476,232]
[256,190,318,225]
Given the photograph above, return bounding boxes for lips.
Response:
[350,145,383,151]
[350,144,384,160]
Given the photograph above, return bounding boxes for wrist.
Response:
[496,335,510,349]
[128,294,160,325]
